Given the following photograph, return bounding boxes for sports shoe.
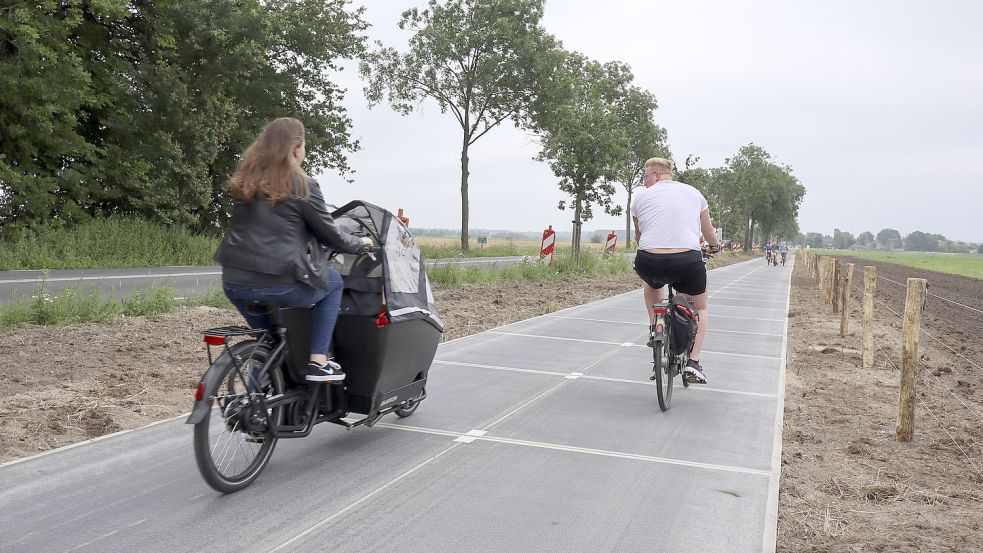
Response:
[305,359,345,382]
[647,324,657,348]
[683,359,708,384]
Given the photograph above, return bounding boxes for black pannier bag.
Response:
[668,294,699,356]
[326,201,444,415]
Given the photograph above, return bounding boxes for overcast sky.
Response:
[319,1,983,242]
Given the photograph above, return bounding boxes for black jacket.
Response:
[215,178,364,292]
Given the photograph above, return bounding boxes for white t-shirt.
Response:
[631,180,709,251]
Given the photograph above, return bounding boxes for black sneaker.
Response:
[306,359,345,382]
[647,324,657,348]
[683,359,708,384]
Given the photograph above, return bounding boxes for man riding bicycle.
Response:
[764,241,773,263]
[779,242,789,265]
[632,158,720,384]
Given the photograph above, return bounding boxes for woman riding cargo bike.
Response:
[187,118,443,492]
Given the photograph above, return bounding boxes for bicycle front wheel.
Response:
[654,339,674,411]
[193,340,284,493]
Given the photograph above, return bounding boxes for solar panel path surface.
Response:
[0,256,792,553]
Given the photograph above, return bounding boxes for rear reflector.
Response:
[195,382,205,401]
[656,324,664,334]
[654,308,668,314]
[376,312,389,328]
[203,335,226,345]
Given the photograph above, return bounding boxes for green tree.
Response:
[876,228,902,249]
[857,230,875,247]
[904,231,937,251]
[1,0,367,231]
[723,144,804,246]
[532,52,633,262]
[804,232,824,248]
[0,0,120,227]
[608,89,667,250]
[360,0,555,250]
[832,228,856,249]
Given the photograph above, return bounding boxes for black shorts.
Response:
[633,250,707,295]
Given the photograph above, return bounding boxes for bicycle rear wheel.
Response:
[654,339,674,411]
[193,340,284,493]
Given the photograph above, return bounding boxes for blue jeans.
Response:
[223,268,344,356]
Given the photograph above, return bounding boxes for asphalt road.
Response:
[0,257,529,302]
[0,256,791,552]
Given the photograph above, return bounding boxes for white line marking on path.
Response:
[488,331,782,359]
[763,256,794,553]
[377,423,774,477]
[542,315,784,337]
[0,271,220,284]
[453,429,489,444]
[271,333,645,551]
[590,306,785,322]
[432,360,778,398]
[0,413,190,469]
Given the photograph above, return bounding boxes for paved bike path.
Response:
[0,256,792,553]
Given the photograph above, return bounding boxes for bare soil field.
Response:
[779,256,983,551]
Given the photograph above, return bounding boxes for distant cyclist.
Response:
[779,242,789,265]
[764,242,773,264]
[632,157,720,384]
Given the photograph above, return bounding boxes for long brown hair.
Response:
[228,117,309,205]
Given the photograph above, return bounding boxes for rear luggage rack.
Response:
[203,325,268,339]
[202,326,270,364]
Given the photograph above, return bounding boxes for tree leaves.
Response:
[360,0,555,249]
[1,0,367,231]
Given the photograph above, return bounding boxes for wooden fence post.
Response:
[840,263,855,336]
[832,259,842,312]
[897,278,928,442]
[862,266,876,369]
[822,257,831,302]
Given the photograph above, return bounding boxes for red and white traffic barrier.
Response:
[605,231,617,252]
[733,242,743,252]
[540,225,556,263]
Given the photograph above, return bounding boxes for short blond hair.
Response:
[644,157,674,173]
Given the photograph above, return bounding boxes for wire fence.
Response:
[813,254,983,482]
[877,274,983,320]
[871,320,983,482]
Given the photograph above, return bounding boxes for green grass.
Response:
[0,281,233,330]
[812,249,983,280]
[0,218,220,270]
[428,249,635,288]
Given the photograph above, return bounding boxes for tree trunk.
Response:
[625,188,633,251]
[744,217,753,248]
[572,193,583,264]
[460,137,470,251]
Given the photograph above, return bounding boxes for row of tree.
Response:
[803,229,980,253]
[361,0,804,256]
[1,0,367,232]
[3,0,806,259]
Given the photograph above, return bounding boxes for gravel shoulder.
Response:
[779,257,983,551]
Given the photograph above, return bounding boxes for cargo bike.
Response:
[187,202,443,493]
